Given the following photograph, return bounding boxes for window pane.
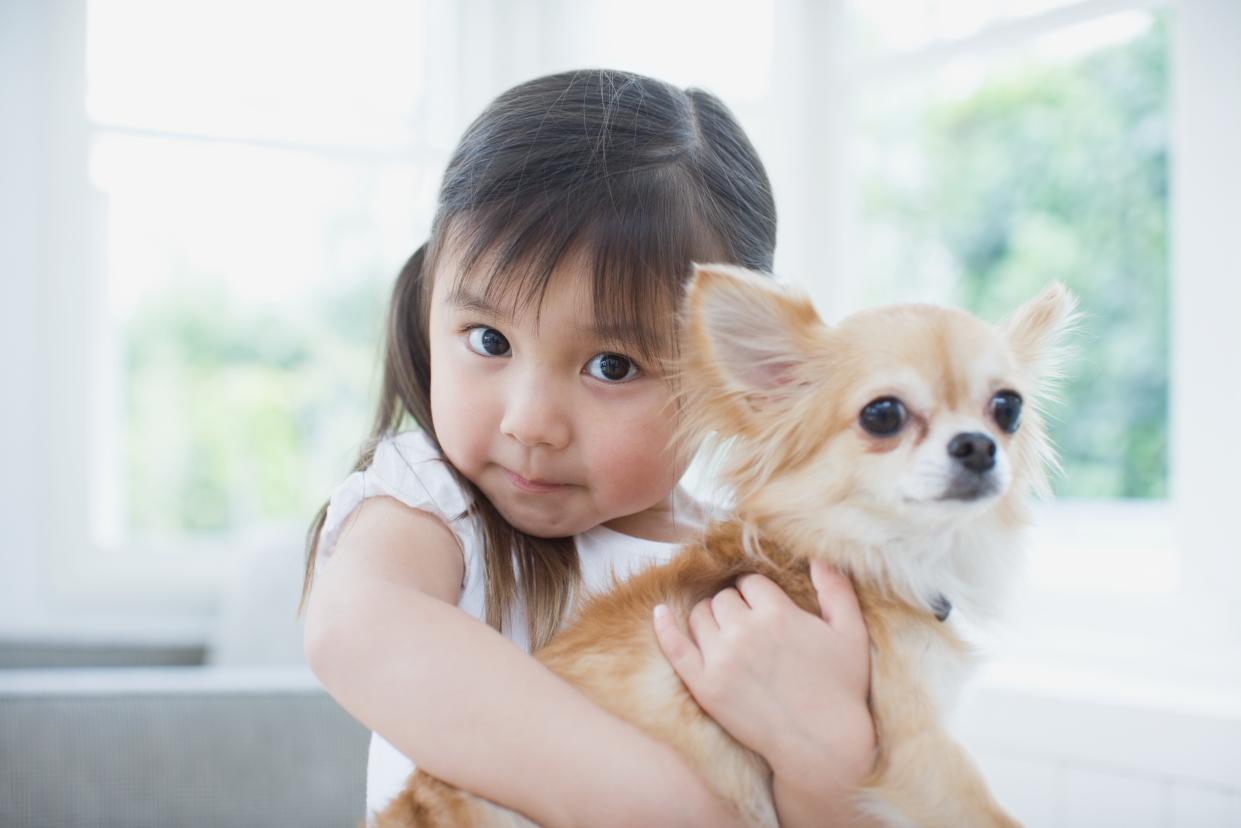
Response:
[89,132,437,541]
[847,0,1086,54]
[855,13,1169,499]
[86,0,427,149]
[561,0,775,105]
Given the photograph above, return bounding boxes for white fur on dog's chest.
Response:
[891,616,976,713]
[823,502,1020,626]
[822,512,1014,714]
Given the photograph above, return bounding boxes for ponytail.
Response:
[298,243,430,615]
[298,241,579,648]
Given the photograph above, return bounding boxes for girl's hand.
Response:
[652,560,876,794]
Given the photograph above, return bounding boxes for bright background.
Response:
[2,1,1239,826]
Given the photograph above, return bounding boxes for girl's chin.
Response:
[491,499,587,540]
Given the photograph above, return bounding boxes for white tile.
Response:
[1062,767,1167,828]
[973,750,1063,828]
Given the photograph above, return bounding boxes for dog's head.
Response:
[673,264,1077,552]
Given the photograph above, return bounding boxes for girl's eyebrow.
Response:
[446,285,507,319]
[446,285,643,348]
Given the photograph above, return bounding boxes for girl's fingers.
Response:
[687,596,721,649]
[810,559,867,639]
[733,572,789,612]
[710,585,750,626]
[653,604,704,685]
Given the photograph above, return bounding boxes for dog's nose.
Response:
[947,432,996,473]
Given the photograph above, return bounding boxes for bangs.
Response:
[436,167,729,363]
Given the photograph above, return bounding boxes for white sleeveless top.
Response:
[313,429,685,823]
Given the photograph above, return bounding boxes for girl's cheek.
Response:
[430,352,494,477]
[582,397,680,507]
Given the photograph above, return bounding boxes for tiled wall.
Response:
[953,668,1241,827]
[976,749,1241,827]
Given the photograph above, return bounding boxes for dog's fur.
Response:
[371,264,1076,828]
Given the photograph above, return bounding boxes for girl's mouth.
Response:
[504,469,564,494]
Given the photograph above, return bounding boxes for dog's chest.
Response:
[873,605,977,715]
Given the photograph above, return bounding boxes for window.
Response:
[842,4,1175,661]
[44,0,456,618]
[818,0,1241,681]
[838,6,1180,613]
[853,9,1168,501]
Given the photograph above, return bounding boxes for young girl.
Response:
[300,69,876,828]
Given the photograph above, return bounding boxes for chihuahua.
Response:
[373,264,1076,828]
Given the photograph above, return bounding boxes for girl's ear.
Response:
[681,263,829,417]
[1000,281,1080,380]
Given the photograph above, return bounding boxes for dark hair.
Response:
[300,69,776,647]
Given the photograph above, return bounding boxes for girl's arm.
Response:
[303,496,742,828]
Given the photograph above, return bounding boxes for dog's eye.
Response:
[991,390,1023,433]
[860,397,907,436]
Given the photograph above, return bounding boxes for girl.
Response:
[300,69,876,827]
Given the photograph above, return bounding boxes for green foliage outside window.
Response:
[862,17,1168,498]
[124,272,388,536]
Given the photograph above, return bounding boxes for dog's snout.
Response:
[947,432,996,473]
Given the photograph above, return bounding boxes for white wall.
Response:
[0,0,54,636]
[1171,0,1241,636]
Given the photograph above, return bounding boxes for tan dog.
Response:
[373,264,1076,828]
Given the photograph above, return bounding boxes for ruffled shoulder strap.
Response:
[315,430,478,586]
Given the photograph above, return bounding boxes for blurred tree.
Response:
[863,16,1168,498]
[123,269,387,536]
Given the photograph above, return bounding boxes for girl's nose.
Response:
[499,375,571,450]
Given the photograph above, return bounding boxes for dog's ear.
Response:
[1000,281,1079,381]
[680,263,828,419]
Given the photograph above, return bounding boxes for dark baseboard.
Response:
[0,640,207,669]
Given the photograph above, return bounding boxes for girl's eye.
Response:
[466,326,510,357]
[585,352,639,383]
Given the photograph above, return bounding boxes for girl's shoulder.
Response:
[365,429,472,517]
[315,429,479,579]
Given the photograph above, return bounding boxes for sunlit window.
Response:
[85,0,441,547]
[852,10,1168,501]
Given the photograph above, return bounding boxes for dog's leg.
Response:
[856,722,1020,828]
[856,599,1021,828]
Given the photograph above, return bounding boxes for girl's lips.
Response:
[504,469,564,494]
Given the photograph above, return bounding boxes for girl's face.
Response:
[427,245,691,540]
